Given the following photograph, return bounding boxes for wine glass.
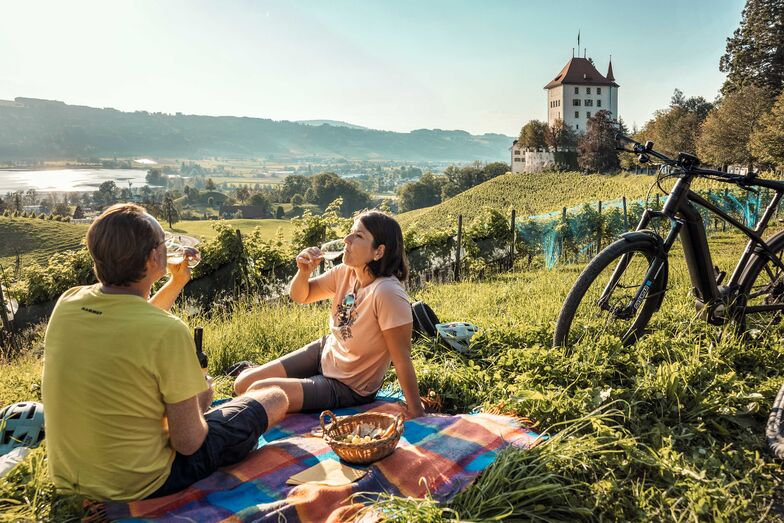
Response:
[165,232,201,268]
[320,239,345,262]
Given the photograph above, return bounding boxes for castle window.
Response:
[597,99,602,107]
[575,111,579,118]
[586,112,591,119]
[587,87,591,95]
[585,99,594,107]
[574,87,579,94]
[597,87,602,95]
[576,124,579,130]
[573,99,581,106]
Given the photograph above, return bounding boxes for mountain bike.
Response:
[553,134,784,348]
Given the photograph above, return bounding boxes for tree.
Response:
[720,0,784,96]
[145,168,167,187]
[275,205,285,219]
[640,89,714,157]
[234,186,251,203]
[290,194,304,207]
[517,120,549,150]
[545,119,578,152]
[162,196,179,229]
[750,90,784,169]
[94,181,118,206]
[697,85,772,172]
[205,178,217,191]
[73,205,85,219]
[249,193,272,217]
[577,110,620,172]
[53,202,70,217]
[281,175,311,202]
[309,172,372,215]
[397,172,445,212]
[24,188,37,205]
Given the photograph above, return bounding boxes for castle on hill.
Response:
[512,48,619,173]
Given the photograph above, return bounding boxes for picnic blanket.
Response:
[97,399,540,522]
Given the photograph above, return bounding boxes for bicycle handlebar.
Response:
[615,132,752,185]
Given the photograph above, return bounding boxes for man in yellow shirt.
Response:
[42,204,287,501]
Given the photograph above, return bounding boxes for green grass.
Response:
[2,230,784,520]
[0,217,88,270]
[165,218,295,242]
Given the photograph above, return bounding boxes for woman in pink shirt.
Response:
[234,211,425,419]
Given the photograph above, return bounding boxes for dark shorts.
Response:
[148,396,268,499]
[279,336,378,412]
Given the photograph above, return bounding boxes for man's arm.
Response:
[150,252,194,311]
[165,394,209,456]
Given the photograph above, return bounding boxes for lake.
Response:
[0,168,150,193]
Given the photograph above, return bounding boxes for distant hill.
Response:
[0,97,513,162]
[295,119,369,130]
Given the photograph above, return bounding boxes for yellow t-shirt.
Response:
[42,284,207,501]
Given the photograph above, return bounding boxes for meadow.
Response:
[166,218,294,242]
[1,228,783,521]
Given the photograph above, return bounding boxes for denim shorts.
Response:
[279,336,378,412]
[148,396,268,498]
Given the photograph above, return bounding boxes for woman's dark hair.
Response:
[358,210,409,282]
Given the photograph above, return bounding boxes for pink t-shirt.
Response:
[312,264,412,396]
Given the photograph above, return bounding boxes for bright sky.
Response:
[0,0,744,136]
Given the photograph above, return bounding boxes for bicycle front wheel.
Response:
[553,238,667,348]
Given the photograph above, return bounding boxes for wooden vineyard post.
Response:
[597,200,603,253]
[623,196,629,230]
[0,278,19,353]
[723,188,728,231]
[560,207,567,264]
[454,215,463,282]
[509,209,516,271]
[655,193,660,211]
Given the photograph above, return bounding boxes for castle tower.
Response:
[544,54,619,133]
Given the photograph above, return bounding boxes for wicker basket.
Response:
[320,410,404,465]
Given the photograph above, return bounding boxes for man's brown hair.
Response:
[87,204,161,286]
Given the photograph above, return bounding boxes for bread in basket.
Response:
[319,410,404,465]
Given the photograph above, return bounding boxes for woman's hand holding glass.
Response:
[295,247,324,274]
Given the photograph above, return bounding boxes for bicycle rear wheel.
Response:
[553,238,667,348]
[737,231,784,331]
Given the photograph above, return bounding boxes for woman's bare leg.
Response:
[234,360,287,395]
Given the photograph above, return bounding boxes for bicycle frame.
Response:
[597,172,784,323]
[627,172,784,320]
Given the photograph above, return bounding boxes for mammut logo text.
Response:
[81,307,102,315]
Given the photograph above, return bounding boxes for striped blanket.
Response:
[100,399,540,522]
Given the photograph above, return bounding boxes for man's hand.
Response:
[295,247,323,275]
[167,247,199,285]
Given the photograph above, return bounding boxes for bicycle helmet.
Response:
[435,322,479,354]
[0,402,45,456]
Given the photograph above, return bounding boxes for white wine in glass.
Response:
[320,239,345,262]
[165,233,201,268]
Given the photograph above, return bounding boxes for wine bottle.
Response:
[194,327,208,375]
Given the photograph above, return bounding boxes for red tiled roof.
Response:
[544,57,619,89]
